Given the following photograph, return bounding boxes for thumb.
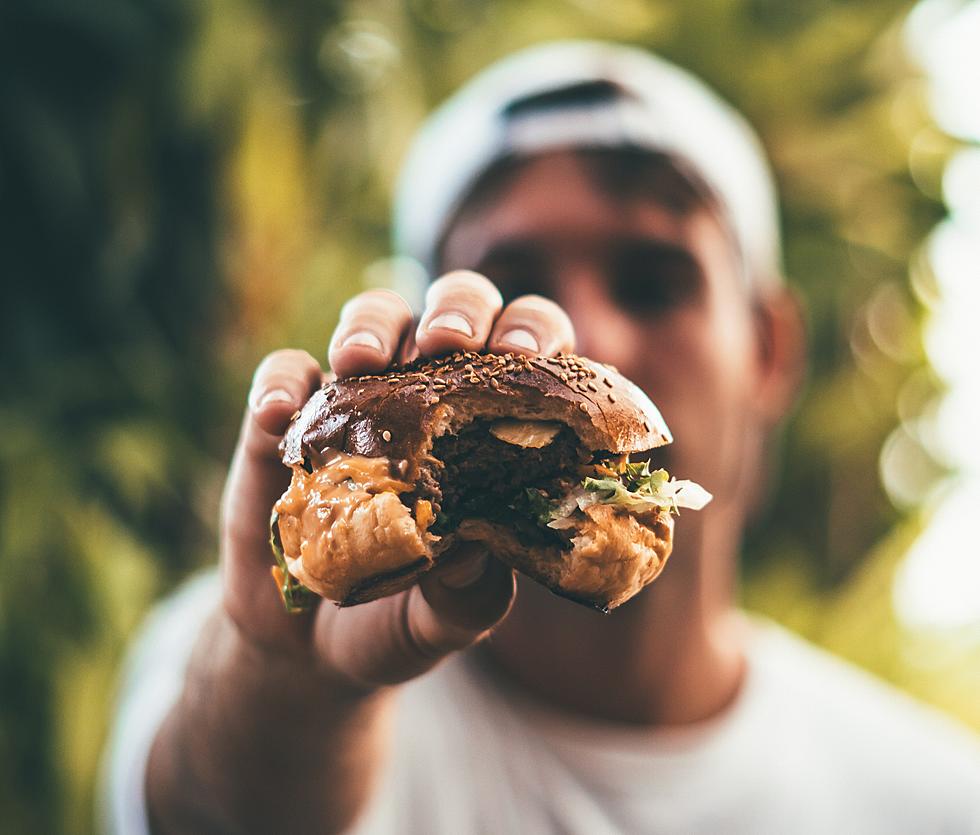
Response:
[313,543,515,687]
[418,543,516,632]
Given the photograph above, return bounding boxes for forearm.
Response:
[146,608,391,835]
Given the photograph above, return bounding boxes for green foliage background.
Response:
[1,0,976,832]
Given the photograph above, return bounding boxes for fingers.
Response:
[416,271,503,356]
[221,350,326,649]
[328,276,574,380]
[417,545,515,633]
[395,326,420,367]
[313,544,516,687]
[329,290,415,377]
[222,349,322,583]
[488,294,576,357]
[247,350,324,439]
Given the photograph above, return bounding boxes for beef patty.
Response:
[417,420,586,544]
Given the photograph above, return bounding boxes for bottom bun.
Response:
[454,504,673,612]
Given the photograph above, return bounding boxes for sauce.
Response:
[312,450,411,495]
[276,450,413,542]
[274,449,428,600]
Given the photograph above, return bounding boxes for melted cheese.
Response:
[273,450,429,600]
[489,419,562,449]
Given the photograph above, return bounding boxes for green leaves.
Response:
[510,487,558,526]
[582,459,712,513]
[584,458,675,510]
[269,511,317,614]
[619,459,671,495]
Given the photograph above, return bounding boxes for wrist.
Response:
[148,607,391,834]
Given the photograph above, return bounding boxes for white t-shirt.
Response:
[101,570,980,834]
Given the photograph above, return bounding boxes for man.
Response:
[104,41,980,834]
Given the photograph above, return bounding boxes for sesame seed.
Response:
[603,378,613,388]
[579,402,589,413]
[382,430,392,442]
[642,421,650,432]
[607,393,616,403]
[587,382,598,392]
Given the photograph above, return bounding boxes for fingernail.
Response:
[439,551,489,589]
[426,312,474,337]
[255,388,294,410]
[341,331,384,351]
[498,328,539,353]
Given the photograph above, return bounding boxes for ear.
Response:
[750,286,807,427]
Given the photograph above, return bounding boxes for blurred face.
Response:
[440,151,765,508]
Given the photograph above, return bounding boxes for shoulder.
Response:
[747,618,980,821]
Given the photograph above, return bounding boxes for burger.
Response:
[270,351,710,614]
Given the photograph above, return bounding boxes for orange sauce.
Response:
[274,450,415,564]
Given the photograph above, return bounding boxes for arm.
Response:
[144,272,575,834]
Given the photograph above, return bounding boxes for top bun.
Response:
[282,351,671,471]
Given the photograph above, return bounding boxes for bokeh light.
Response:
[892,0,980,631]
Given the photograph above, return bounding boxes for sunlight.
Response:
[894,0,980,629]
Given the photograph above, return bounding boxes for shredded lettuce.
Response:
[510,487,557,526]
[545,458,711,529]
[511,459,712,532]
[269,510,317,614]
[581,459,711,513]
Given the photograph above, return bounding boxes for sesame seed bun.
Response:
[281,351,671,470]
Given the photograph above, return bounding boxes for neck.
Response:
[480,501,749,726]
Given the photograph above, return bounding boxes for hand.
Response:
[147,271,576,834]
[222,270,576,688]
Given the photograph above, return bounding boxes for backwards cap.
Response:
[393,40,782,289]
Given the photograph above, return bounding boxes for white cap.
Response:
[393,40,782,290]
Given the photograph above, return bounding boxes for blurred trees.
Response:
[0,0,971,832]
[0,1,231,831]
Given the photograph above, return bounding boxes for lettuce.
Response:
[510,487,558,526]
[581,459,712,513]
[269,510,317,613]
[545,458,711,530]
[514,459,712,533]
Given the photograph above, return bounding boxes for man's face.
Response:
[440,151,765,507]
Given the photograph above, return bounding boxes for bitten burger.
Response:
[270,351,710,613]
